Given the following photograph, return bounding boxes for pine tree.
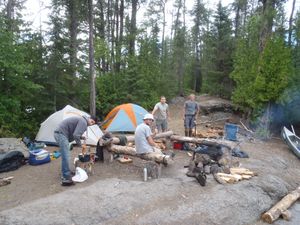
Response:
[190,0,208,92]
[204,2,234,98]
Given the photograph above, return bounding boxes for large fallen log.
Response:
[170,135,236,149]
[261,187,300,224]
[111,131,174,145]
[109,131,236,150]
[108,145,137,156]
[107,144,170,164]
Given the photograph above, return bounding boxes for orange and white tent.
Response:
[102,103,148,132]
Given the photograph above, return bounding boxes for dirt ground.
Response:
[0,95,300,225]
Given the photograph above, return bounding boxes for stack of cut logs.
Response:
[215,168,257,184]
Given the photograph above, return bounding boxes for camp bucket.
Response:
[224,123,238,141]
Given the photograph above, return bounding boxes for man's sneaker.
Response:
[61,178,74,186]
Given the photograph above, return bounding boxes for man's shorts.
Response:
[155,119,168,132]
[184,115,196,129]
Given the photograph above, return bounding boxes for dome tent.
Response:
[35,105,103,146]
[102,103,148,132]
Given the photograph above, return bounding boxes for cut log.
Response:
[108,145,171,164]
[0,177,14,187]
[170,135,236,149]
[213,173,228,185]
[111,131,174,145]
[215,174,236,184]
[110,131,235,150]
[261,187,300,224]
[217,173,242,181]
[108,145,137,156]
[0,180,11,187]
[154,131,174,139]
[230,168,257,176]
[112,136,134,144]
[281,210,292,221]
[241,175,252,180]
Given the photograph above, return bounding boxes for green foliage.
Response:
[0,26,44,137]
[255,38,291,102]
[201,2,234,98]
[231,34,292,111]
[1,0,300,138]
[96,34,166,115]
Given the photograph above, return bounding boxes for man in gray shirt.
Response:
[135,114,172,165]
[183,94,199,137]
[152,96,170,133]
[54,115,97,186]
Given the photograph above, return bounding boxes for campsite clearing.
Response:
[0,95,300,225]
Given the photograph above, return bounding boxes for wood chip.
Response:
[117,157,133,163]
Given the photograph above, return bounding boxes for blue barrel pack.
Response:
[224,123,238,141]
[29,149,51,165]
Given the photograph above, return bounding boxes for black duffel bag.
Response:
[0,151,25,173]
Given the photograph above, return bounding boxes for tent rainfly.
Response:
[35,105,103,146]
[102,103,148,132]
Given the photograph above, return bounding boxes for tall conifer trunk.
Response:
[129,0,138,56]
[88,0,96,116]
[288,0,296,46]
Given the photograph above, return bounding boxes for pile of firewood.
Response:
[214,168,257,184]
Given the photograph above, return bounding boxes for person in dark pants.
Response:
[183,94,199,137]
[54,115,97,186]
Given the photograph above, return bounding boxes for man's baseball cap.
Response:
[143,113,154,120]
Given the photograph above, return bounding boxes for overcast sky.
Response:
[24,0,299,33]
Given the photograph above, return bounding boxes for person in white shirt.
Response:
[135,114,173,165]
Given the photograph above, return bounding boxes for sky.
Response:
[23,0,299,33]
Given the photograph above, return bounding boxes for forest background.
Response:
[0,0,299,138]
